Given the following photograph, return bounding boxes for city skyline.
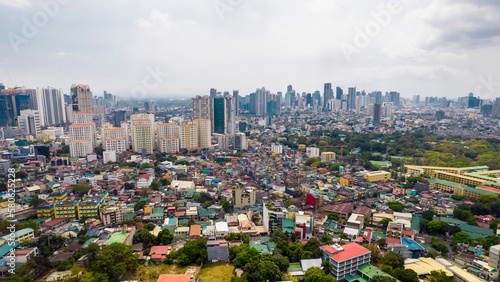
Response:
[1,1,499,99]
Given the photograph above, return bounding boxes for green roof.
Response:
[198,208,208,217]
[123,213,135,220]
[345,274,369,282]
[429,178,497,195]
[104,232,129,245]
[1,228,34,241]
[358,264,396,280]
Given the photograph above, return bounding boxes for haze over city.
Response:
[1,0,500,98]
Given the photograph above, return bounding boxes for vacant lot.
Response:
[199,263,234,282]
[126,264,199,281]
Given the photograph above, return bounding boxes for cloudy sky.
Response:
[1,0,499,100]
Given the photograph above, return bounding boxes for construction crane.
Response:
[5,70,16,87]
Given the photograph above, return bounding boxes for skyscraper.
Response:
[389,91,400,107]
[373,103,381,125]
[233,90,239,116]
[210,88,217,98]
[213,97,225,134]
[235,133,248,151]
[324,83,333,109]
[192,95,212,121]
[347,87,356,111]
[336,87,343,100]
[156,122,179,153]
[0,87,31,127]
[71,84,92,114]
[145,100,155,112]
[114,110,126,127]
[30,87,66,126]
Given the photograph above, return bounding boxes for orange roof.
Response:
[157,274,191,282]
[161,137,179,140]
[69,124,91,127]
[104,128,124,131]
[189,224,201,236]
[69,140,91,143]
[329,243,370,262]
[104,138,125,141]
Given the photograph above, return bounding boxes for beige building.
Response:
[194,119,212,149]
[131,113,155,154]
[234,187,256,209]
[99,205,125,227]
[178,124,198,150]
[102,127,128,153]
[69,113,95,158]
[159,137,180,153]
[321,152,336,163]
[71,84,92,114]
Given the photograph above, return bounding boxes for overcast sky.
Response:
[1,0,500,100]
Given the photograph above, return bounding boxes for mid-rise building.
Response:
[234,187,256,209]
[234,133,247,151]
[321,152,336,163]
[157,122,179,153]
[489,244,500,270]
[17,109,42,137]
[321,243,371,280]
[218,135,230,149]
[102,127,128,153]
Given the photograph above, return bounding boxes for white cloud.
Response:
[0,0,30,9]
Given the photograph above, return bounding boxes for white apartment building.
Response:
[102,127,127,153]
[218,135,230,149]
[159,138,180,153]
[17,109,42,137]
[306,147,320,158]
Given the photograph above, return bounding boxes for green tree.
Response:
[305,158,318,166]
[448,225,461,236]
[328,213,340,220]
[428,270,454,282]
[427,220,442,235]
[382,252,404,269]
[270,254,289,273]
[143,223,155,231]
[452,232,473,245]
[258,261,282,282]
[149,180,161,190]
[233,247,262,268]
[380,218,392,228]
[222,201,231,212]
[305,267,337,282]
[366,244,382,264]
[422,210,434,221]
[73,182,92,197]
[133,228,156,249]
[156,229,174,245]
[321,260,332,275]
[90,243,138,282]
[176,238,207,266]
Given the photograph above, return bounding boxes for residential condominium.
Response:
[17,109,42,137]
[156,123,179,153]
[194,119,212,149]
[178,124,198,150]
[102,126,128,153]
[69,113,95,158]
[99,205,126,227]
[71,84,92,114]
[131,113,154,154]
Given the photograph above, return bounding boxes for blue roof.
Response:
[0,242,20,258]
[401,237,424,251]
[85,229,100,237]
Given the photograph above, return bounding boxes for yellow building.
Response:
[429,178,497,200]
[298,144,306,150]
[0,228,35,243]
[339,176,353,186]
[363,171,391,182]
[48,189,68,201]
[36,201,54,219]
[54,200,79,220]
[77,192,107,219]
[144,205,153,215]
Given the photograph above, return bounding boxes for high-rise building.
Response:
[324,83,333,109]
[389,91,400,107]
[29,87,66,126]
[156,122,179,153]
[373,103,382,125]
[210,88,217,98]
[71,84,92,113]
[69,113,95,157]
[234,133,247,151]
[413,95,420,105]
[347,87,356,111]
[0,88,31,127]
[233,90,239,116]
[17,109,42,137]
[145,100,155,112]
[102,125,127,154]
[382,102,393,117]
[336,87,343,100]
[213,97,225,134]
[178,124,198,150]
[255,87,268,116]
[114,110,126,127]
[194,119,212,149]
[218,135,230,149]
[192,95,212,121]
[131,113,155,154]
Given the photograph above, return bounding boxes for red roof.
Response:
[41,218,66,228]
[330,243,370,262]
[139,174,152,179]
[150,245,171,259]
[386,238,401,245]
